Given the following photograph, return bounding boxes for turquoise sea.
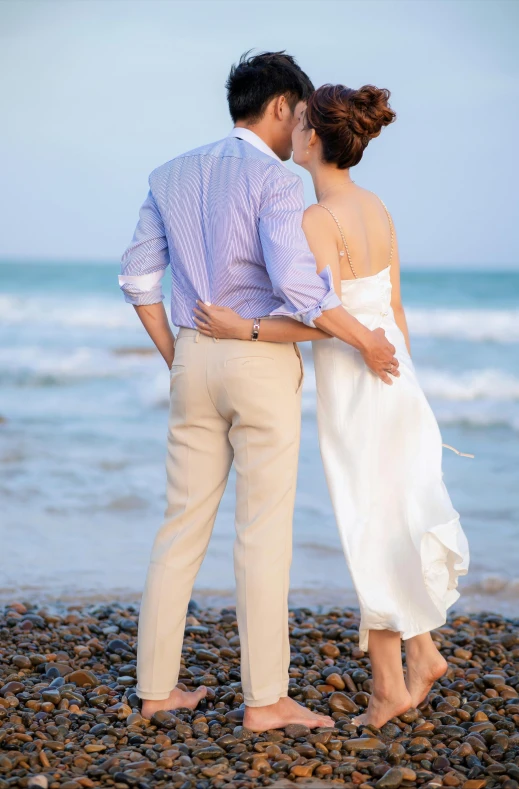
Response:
[1,262,518,612]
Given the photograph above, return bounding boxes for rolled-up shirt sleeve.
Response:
[118,187,169,305]
[259,170,341,326]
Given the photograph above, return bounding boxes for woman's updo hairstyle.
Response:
[305,84,396,169]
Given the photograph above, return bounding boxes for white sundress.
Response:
[312,200,470,652]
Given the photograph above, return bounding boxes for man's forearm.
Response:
[314,306,372,351]
[133,303,176,368]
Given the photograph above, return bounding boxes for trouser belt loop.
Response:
[195,332,200,343]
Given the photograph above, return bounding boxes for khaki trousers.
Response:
[136,328,303,706]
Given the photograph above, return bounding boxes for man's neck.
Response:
[234,121,280,158]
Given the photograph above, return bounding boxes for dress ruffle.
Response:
[420,515,470,617]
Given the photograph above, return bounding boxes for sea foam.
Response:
[406,307,519,343]
[1,293,519,343]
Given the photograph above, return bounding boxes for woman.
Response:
[193,84,470,728]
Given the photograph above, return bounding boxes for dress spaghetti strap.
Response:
[317,194,395,277]
[316,203,357,279]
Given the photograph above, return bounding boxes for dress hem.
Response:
[358,514,469,653]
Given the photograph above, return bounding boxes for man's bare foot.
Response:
[243,696,335,733]
[352,687,412,729]
[405,653,448,707]
[141,685,207,719]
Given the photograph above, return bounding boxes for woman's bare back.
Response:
[316,185,394,281]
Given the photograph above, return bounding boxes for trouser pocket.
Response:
[293,343,304,393]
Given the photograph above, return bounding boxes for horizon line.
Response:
[1,257,518,272]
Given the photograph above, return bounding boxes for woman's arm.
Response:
[193,303,330,342]
[388,224,411,355]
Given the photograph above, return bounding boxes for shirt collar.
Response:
[228,127,283,163]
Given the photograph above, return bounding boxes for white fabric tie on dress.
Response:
[442,444,474,458]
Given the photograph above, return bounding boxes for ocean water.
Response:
[1,261,518,613]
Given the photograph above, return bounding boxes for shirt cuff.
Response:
[118,271,165,306]
[270,265,342,327]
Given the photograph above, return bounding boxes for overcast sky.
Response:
[1,0,517,267]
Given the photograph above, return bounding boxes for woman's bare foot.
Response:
[353,687,412,729]
[141,685,207,719]
[243,696,335,733]
[405,654,448,707]
[351,630,412,730]
[405,633,448,707]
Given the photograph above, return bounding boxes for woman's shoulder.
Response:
[303,203,330,226]
[302,204,342,255]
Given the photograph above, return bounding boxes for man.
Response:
[119,51,398,732]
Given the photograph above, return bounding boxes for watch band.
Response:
[251,319,261,341]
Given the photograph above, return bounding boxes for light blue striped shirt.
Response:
[119,128,341,328]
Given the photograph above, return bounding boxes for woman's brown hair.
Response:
[306,84,396,169]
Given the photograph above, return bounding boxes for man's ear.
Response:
[273,94,290,121]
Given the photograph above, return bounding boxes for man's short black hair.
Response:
[226,50,314,123]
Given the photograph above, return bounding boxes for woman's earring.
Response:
[306,150,309,155]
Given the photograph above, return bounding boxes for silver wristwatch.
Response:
[251,319,261,341]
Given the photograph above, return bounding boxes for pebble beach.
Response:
[1,601,518,789]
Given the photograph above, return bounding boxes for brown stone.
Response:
[482,674,505,688]
[443,775,462,787]
[284,723,312,739]
[347,737,387,752]
[12,655,32,669]
[320,643,340,658]
[291,762,318,777]
[316,683,335,693]
[388,742,406,761]
[375,768,404,788]
[65,670,99,687]
[470,722,496,733]
[451,743,474,758]
[151,710,178,728]
[326,672,346,690]
[342,673,358,693]
[105,702,132,718]
[329,691,360,714]
[303,685,323,700]
[410,737,432,748]
[315,763,333,776]
[454,648,472,660]
[8,602,27,614]
[201,763,229,778]
[415,722,436,732]
[251,756,273,774]
[399,707,419,723]
[466,735,487,752]
[0,681,24,696]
